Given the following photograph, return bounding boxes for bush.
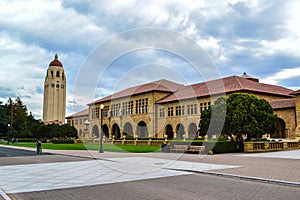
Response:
[16,138,37,142]
[203,141,244,154]
[250,138,269,142]
[50,139,74,144]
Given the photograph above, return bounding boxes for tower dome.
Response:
[49,54,63,67]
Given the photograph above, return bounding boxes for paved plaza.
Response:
[0,157,240,194]
[0,145,300,200]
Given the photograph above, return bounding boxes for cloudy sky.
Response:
[1,0,300,119]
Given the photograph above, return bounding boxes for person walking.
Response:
[36,138,42,154]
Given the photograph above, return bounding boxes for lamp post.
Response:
[7,123,10,145]
[83,120,90,139]
[99,104,104,153]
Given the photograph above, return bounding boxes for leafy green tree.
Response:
[61,124,77,139]
[1,97,79,140]
[199,93,277,141]
[199,107,211,137]
[37,124,48,139]
[0,101,9,135]
[199,97,230,139]
[47,124,61,138]
[226,93,277,141]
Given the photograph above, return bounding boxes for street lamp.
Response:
[7,123,10,144]
[83,120,90,139]
[99,104,104,153]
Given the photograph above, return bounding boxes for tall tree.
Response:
[0,101,9,135]
[199,97,228,139]
[199,93,277,141]
[226,93,277,141]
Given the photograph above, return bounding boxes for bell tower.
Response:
[43,54,66,124]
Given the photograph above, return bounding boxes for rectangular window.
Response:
[123,101,134,116]
[122,102,128,116]
[176,105,184,116]
[159,108,165,117]
[187,104,197,115]
[135,98,149,114]
[112,103,121,117]
[130,101,134,114]
[103,106,110,118]
[92,108,100,119]
[200,103,203,113]
[168,107,174,117]
[200,102,211,113]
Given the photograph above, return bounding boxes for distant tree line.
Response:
[0,97,77,140]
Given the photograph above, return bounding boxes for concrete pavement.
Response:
[0,144,300,199]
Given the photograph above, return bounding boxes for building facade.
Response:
[66,109,88,138]
[43,54,66,124]
[66,74,300,140]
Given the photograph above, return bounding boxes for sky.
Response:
[1,0,300,119]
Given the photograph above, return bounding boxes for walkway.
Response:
[0,144,300,197]
[0,155,239,194]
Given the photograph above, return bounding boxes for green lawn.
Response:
[1,142,162,153]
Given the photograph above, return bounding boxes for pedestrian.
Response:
[36,138,42,154]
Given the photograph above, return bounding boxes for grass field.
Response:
[1,142,162,153]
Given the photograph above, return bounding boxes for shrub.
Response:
[203,141,244,154]
[16,138,37,142]
[51,139,74,144]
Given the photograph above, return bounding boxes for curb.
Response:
[0,189,11,200]
[168,168,300,188]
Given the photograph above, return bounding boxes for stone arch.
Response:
[92,125,99,138]
[272,118,286,138]
[112,123,121,139]
[188,123,198,139]
[137,121,148,138]
[176,124,185,139]
[102,124,109,138]
[165,124,174,139]
[123,122,133,139]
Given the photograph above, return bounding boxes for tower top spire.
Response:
[49,53,63,67]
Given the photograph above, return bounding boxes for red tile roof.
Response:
[66,109,89,119]
[88,79,183,105]
[44,120,63,125]
[290,89,300,95]
[156,76,294,103]
[270,99,295,109]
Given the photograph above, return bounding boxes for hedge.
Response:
[50,139,75,144]
[203,141,244,154]
[169,141,244,154]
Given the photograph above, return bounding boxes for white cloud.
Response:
[0,0,109,53]
[0,32,50,118]
[261,67,300,85]
[1,0,300,116]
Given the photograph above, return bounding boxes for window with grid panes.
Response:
[159,108,165,117]
[168,107,174,116]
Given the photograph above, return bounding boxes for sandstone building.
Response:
[43,54,66,124]
[66,73,300,140]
